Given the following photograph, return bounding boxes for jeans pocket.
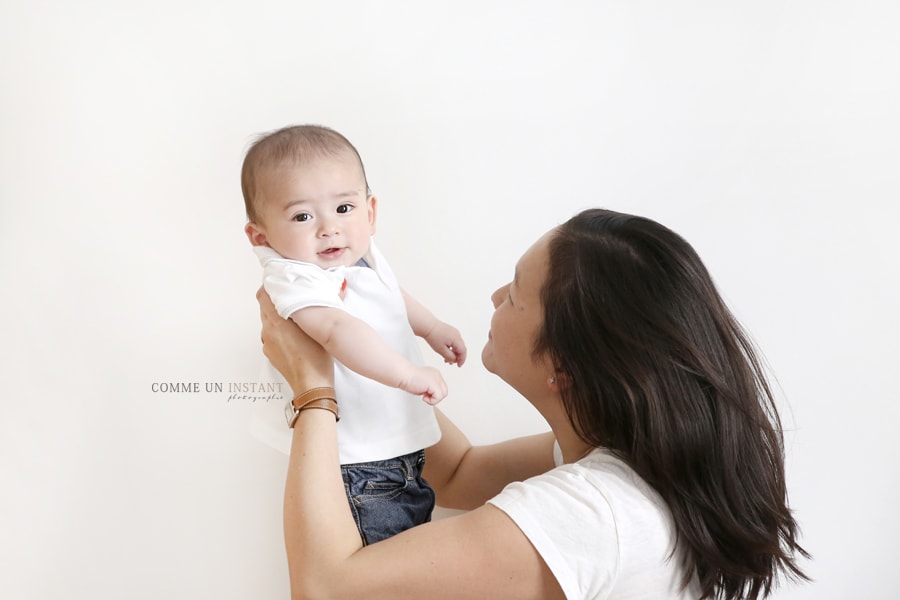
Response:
[347,464,409,505]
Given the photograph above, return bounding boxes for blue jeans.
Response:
[340,449,435,545]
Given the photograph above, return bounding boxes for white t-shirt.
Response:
[250,239,441,464]
[488,447,701,599]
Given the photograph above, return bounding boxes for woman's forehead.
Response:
[515,231,553,288]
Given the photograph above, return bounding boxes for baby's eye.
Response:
[292,213,311,222]
[336,204,353,214]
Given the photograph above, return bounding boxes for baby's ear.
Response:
[367,195,378,234]
[245,222,269,247]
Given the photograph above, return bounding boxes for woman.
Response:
[258,209,809,599]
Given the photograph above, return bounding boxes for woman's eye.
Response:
[337,204,353,214]
[293,213,311,222]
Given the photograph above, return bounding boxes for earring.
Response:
[548,376,557,384]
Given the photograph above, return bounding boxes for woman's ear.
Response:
[245,222,269,247]
[547,371,570,393]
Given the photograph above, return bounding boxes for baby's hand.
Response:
[425,322,467,367]
[400,365,448,405]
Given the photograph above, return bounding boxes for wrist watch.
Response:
[284,398,301,428]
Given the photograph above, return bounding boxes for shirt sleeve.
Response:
[254,247,346,319]
[488,466,620,600]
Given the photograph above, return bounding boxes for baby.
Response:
[242,124,466,544]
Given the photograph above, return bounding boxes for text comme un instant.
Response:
[151,382,285,393]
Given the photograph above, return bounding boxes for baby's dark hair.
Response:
[241,124,369,222]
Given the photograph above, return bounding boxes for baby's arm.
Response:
[289,306,448,405]
[402,290,467,367]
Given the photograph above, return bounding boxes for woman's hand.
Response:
[257,287,335,395]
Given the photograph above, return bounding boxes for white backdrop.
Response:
[2,1,898,598]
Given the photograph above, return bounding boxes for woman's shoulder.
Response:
[488,449,697,599]
[503,448,669,520]
[574,449,665,504]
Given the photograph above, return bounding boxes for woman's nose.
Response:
[490,284,507,308]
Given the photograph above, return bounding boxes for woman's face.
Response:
[482,230,556,398]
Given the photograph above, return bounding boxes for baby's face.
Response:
[249,152,375,268]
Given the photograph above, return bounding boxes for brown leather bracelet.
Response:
[288,387,338,426]
[297,398,339,421]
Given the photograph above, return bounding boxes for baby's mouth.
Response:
[320,247,344,256]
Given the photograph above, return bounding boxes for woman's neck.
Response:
[558,432,594,464]
[544,409,594,464]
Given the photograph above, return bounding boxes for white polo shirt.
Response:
[250,239,441,464]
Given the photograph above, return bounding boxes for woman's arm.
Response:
[259,290,564,600]
[425,409,556,510]
[284,409,563,600]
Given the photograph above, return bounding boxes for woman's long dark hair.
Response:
[535,209,809,599]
